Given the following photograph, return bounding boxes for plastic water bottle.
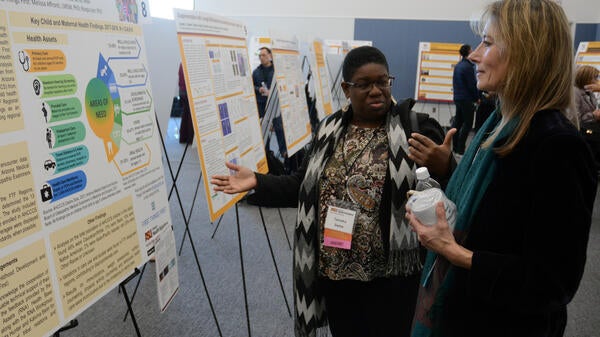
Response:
[415,167,441,191]
[260,81,268,96]
[408,167,456,229]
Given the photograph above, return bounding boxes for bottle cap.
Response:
[416,167,430,180]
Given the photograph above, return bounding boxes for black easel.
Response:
[210,77,293,250]
[154,113,223,337]
[211,205,291,250]
[122,263,147,322]
[119,268,143,337]
[52,319,78,336]
[231,202,292,337]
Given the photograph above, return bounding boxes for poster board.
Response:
[174,10,268,222]
[0,1,177,336]
[576,41,600,70]
[414,42,461,102]
[324,39,372,55]
[271,35,312,156]
[307,39,334,120]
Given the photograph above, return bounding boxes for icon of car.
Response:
[44,159,56,170]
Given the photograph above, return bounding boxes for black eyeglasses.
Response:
[345,76,395,92]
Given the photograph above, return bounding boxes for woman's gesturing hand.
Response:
[408,128,456,178]
[210,161,257,194]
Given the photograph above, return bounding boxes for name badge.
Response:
[323,205,356,250]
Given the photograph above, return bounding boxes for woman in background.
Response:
[575,65,600,170]
[575,65,600,125]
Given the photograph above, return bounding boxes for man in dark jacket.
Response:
[252,47,286,158]
[451,44,479,154]
[252,47,274,118]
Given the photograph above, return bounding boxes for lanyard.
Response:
[341,125,380,180]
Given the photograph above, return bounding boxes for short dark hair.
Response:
[342,46,389,82]
[459,44,471,57]
[259,46,272,55]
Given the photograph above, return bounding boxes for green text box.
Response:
[51,145,89,173]
[38,74,77,98]
[49,122,85,148]
[48,98,82,122]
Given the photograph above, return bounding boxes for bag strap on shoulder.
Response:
[409,109,419,134]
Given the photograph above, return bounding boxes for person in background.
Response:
[451,44,479,155]
[407,1,597,336]
[575,65,600,125]
[178,63,194,144]
[473,91,496,132]
[575,65,600,171]
[212,46,450,337]
[252,47,275,118]
[252,47,287,158]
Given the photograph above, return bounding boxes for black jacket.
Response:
[441,110,597,336]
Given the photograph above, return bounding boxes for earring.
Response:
[342,98,351,112]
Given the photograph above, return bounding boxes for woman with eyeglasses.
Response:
[211,46,450,337]
[406,1,597,336]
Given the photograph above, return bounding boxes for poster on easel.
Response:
[271,35,312,156]
[414,42,462,102]
[323,40,372,112]
[307,39,334,121]
[576,41,600,70]
[0,1,177,336]
[174,10,268,222]
[324,39,372,55]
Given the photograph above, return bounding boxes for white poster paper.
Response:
[576,41,600,70]
[414,42,461,102]
[0,1,175,336]
[271,35,312,156]
[174,10,268,222]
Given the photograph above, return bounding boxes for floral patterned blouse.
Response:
[318,123,389,281]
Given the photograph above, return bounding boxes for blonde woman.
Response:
[407,1,597,336]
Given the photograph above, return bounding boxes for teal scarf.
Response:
[411,109,518,337]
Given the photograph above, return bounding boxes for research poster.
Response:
[308,39,333,121]
[174,10,268,222]
[576,41,600,70]
[271,36,312,156]
[414,42,462,102]
[324,39,372,55]
[0,1,176,336]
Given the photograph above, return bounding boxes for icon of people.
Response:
[46,128,53,149]
[42,102,48,123]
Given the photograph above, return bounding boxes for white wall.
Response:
[232,16,354,42]
[198,0,600,23]
[142,18,181,131]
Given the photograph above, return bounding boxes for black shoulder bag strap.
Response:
[409,109,419,134]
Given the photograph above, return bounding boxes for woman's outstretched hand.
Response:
[210,162,257,194]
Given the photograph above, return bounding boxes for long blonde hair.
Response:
[473,0,574,156]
